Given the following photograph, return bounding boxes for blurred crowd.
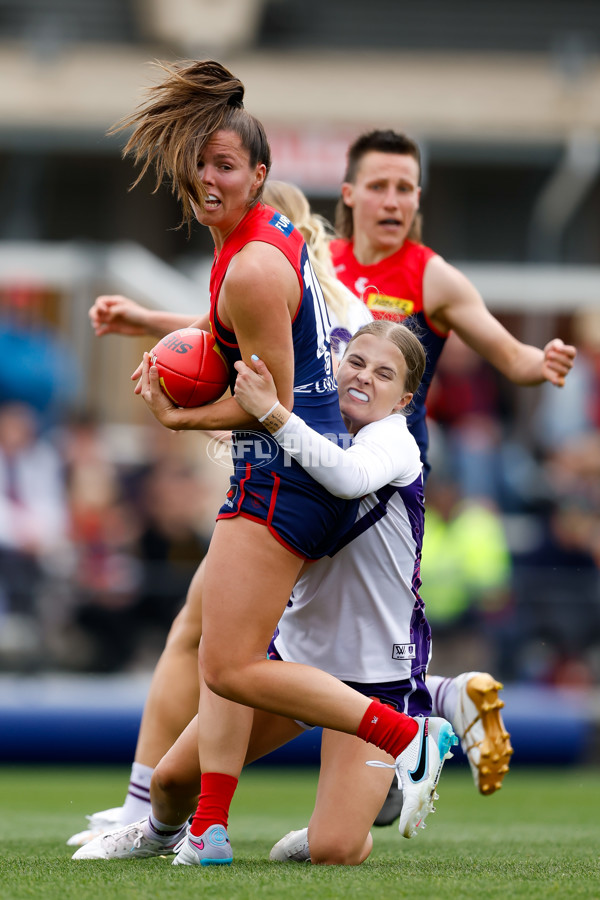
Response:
[0,294,599,685]
[0,400,215,673]
[423,313,600,688]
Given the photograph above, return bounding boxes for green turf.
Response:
[0,764,599,899]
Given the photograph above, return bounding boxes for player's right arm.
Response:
[90,295,207,339]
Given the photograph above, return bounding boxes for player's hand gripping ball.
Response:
[150,328,229,407]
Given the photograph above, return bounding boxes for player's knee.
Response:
[200,645,261,704]
[309,832,371,866]
[310,838,366,866]
[201,653,240,699]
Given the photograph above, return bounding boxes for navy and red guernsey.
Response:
[211,202,341,428]
[210,203,358,559]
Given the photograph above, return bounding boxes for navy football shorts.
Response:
[217,429,358,560]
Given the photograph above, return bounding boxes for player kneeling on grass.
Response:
[73,322,459,866]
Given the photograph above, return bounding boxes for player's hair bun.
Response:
[227,85,245,108]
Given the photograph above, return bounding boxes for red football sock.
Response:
[190,772,238,836]
[357,700,419,758]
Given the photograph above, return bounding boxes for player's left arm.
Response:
[223,242,296,412]
[424,256,576,386]
[136,243,296,431]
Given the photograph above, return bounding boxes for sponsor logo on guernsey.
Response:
[269,212,294,237]
[329,326,352,359]
[392,643,416,660]
[366,292,414,317]
[294,376,338,394]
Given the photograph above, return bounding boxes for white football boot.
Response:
[71,818,184,860]
[452,672,513,795]
[66,807,123,847]
[368,716,457,838]
[269,828,310,863]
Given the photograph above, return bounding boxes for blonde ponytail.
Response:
[263,181,351,327]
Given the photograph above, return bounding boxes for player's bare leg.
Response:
[67,561,205,845]
[297,731,394,865]
[134,562,204,767]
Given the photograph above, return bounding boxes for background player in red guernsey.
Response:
[329,130,576,478]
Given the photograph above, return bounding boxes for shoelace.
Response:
[365,759,440,807]
[365,759,403,788]
[100,826,145,852]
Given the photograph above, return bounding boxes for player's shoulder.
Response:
[228,239,293,279]
[357,413,411,444]
[359,415,422,481]
[223,242,298,314]
[424,254,473,296]
[405,239,438,262]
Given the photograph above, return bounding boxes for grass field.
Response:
[0,764,599,900]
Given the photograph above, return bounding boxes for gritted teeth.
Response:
[349,388,369,402]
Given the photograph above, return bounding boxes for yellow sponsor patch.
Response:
[365,293,414,317]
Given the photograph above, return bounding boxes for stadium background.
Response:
[0,0,599,771]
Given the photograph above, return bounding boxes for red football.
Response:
[150,328,229,408]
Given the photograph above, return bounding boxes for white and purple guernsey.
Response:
[270,412,432,684]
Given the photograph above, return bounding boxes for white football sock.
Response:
[145,813,187,844]
[121,762,154,825]
[427,675,457,723]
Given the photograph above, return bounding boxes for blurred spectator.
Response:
[47,416,213,673]
[541,430,600,513]
[127,457,211,667]
[510,495,600,685]
[421,476,512,676]
[534,309,600,453]
[57,413,141,672]
[0,401,69,666]
[0,284,81,425]
[426,332,511,504]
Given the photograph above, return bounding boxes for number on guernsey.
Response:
[303,258,332,376]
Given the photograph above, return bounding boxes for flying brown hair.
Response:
[111,59,272,229]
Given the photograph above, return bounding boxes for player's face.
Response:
[342,152,420,257]
[194,130,266,242]
[336,333,413,433]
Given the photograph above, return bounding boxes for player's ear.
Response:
[394,392,413,412]
[252,164,267,195]
[341,182,355,208]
